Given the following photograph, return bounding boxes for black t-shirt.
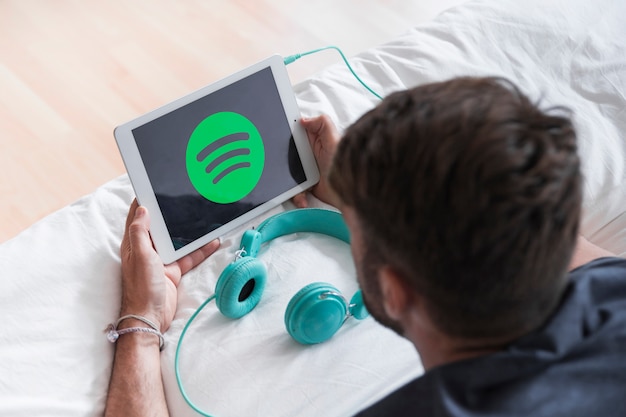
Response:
[356,257,626,416]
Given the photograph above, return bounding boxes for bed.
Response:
[1,0,625,415]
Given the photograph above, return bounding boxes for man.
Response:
[105,77,626,416]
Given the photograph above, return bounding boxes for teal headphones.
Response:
[175,208,369,416]
[214,207,369,345]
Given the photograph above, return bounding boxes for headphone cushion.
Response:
[215,257,267,319]
[284,282,347,345]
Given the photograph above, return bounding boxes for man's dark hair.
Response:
[329,77,581,339]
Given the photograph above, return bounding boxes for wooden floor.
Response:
[0,0,466,242]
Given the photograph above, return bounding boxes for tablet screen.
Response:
[131,67,307,250]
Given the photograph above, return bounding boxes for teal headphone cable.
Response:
[175,294,218,417]
[283,45,383,100]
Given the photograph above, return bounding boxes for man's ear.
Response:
[379,266,412,321]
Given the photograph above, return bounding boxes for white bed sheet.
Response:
[1,0,625,416]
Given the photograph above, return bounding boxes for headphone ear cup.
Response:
[284,282,347,345]
[215,257,267,319]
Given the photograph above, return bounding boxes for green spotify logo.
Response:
[186,111,265,204]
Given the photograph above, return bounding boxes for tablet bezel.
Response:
[114,55,320,264]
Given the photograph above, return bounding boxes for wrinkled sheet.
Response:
[1,0,625,415]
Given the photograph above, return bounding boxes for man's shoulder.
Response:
[570,256,626,278]
[567,256,626,313]
[354,257,626,417]
[354,374,434,417]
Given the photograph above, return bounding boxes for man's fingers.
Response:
[300,114,325,131]
[175,238,221,277]
[124,199,140,234]
[302,114,340,153]
[292,192,309,209]
[127,205,153,256]
[301,114,334,139]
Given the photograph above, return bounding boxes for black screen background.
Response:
[132,67,306,249]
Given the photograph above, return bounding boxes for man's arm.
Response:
[105,318,169,416]
[104,200,219,417]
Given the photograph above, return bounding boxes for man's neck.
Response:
[417,337,510,370]
[406,316,519,370]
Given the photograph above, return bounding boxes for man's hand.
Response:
[106,200,219,417]
[119,199,220,331]
[292,115,343,209]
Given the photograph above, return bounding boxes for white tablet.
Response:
[114,55,320,264]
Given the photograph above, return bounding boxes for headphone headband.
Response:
[214,207,368,341]
[239,208,350,258]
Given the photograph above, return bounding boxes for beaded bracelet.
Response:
[105,314,165,350]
